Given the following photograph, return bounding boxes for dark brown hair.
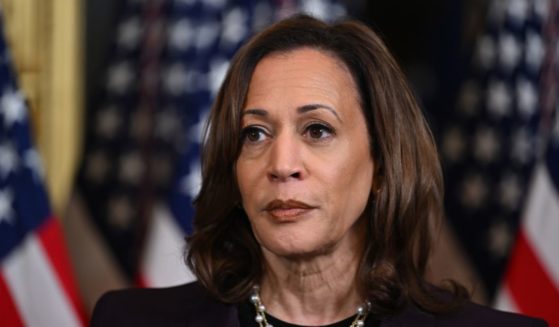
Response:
[187,14,466,316]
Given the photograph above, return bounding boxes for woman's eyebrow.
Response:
[297,104,341,122]
[241,104,342,122]
[241,108,268,117]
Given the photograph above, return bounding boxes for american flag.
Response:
[441,0,548,298]
[441,0,559,323]
[77,0,346,288]
[0,9,85,327]
[495,119,559,325]
[494,1,559,325]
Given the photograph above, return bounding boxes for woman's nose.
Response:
[267,133,303,182]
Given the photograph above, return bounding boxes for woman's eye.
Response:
[305,123,334,140]
[241,126,268,143]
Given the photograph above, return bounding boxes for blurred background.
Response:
[1,0,558,326]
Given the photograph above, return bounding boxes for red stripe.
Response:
[505,231,559,326]
[37,217,87,325]
[0,273,25,327]
[135,273,148,288]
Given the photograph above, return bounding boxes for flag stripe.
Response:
[523,164,559,289]
[134,273,148,289]
[0,274,24,327]
[139,204,195,288]
[37,217,86,324]
[505,230,559,325]
[494,286,518,314]
[2,232,82,327]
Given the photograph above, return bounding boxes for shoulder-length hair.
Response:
[187,14,466,316]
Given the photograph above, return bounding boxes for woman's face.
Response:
[236,48,374,259]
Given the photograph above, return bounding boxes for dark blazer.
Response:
[91,282,548,327]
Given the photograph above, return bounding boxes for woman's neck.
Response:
[259,235,365,325]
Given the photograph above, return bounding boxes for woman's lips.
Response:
[264,199,315,221]
[268,208,312,219]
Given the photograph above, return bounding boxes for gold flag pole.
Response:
[1,0,83,216]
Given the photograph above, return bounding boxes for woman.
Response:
[91,15,547,326]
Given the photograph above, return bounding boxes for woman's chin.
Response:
[261,238,335,261]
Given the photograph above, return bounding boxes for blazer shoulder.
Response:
[437,301,548,327]
[446,301,547,326]
[91,281,239,327]
[383,301,547,327]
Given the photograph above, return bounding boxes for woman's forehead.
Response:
[244,48,358,108]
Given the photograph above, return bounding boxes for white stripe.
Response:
[494,285,519,313]
[141,203,196,287]
[523,164,559,290]
[1,232,81,327]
